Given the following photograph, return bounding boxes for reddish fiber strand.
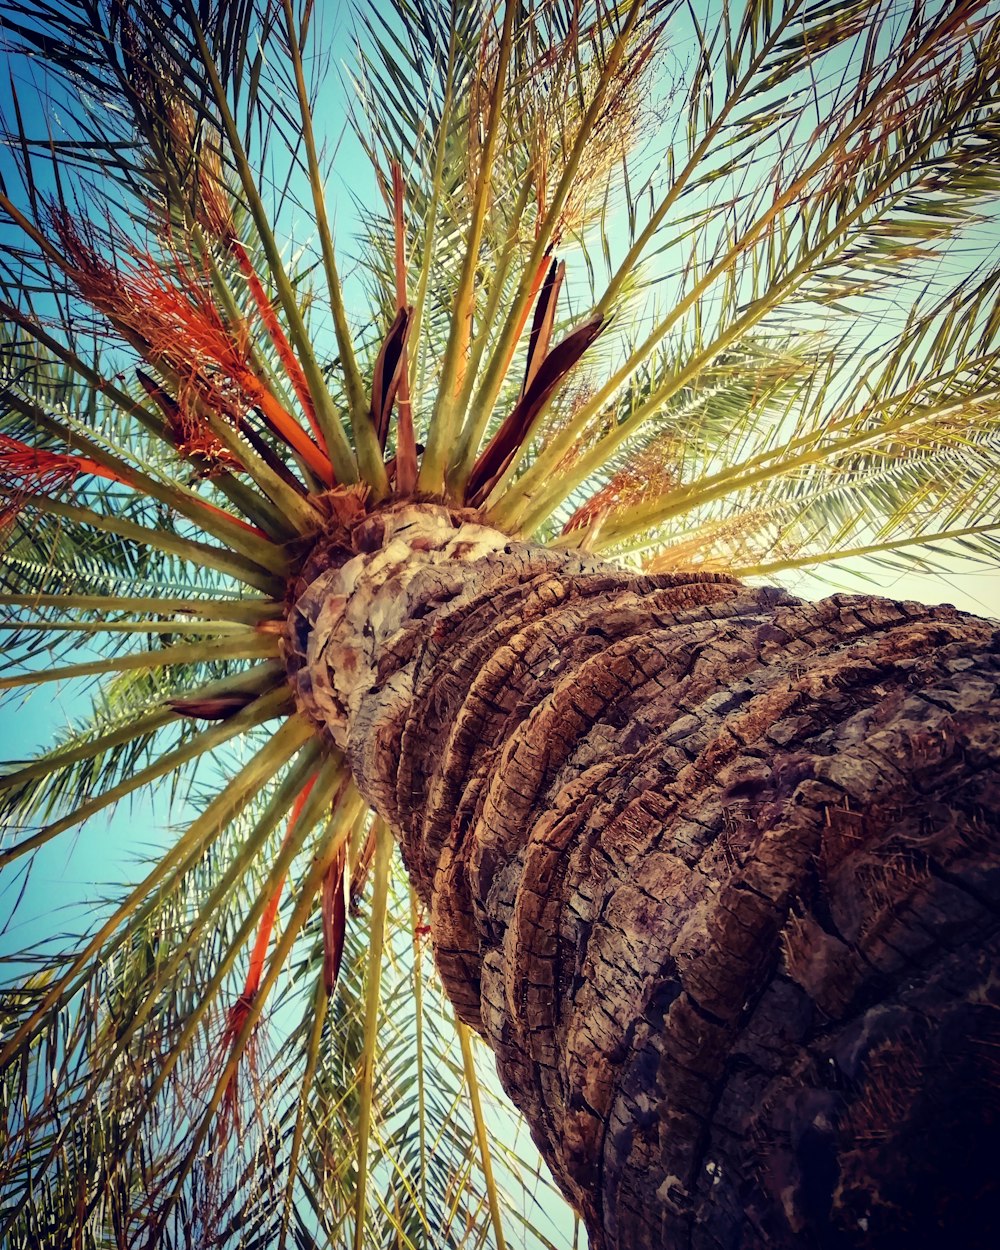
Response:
[236,774,318,1009]
[0,436,128,529]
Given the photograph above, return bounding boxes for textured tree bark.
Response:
[287,504,1000,1250]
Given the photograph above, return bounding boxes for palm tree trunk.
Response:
[288,504,1000,1250]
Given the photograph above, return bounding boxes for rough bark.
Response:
[287,504,1000,1250]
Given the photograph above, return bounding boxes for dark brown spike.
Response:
[168,694,259,721]
[522,258,565,397]
[135,367,181,431]
[392,160,418,495]
[466,314,606,506]
[321,846,348,993]
[370,306,413,450]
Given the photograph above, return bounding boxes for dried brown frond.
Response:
[542,380,605,471]
[321,847,347,992]
[135,368,242,473]
[467,7,502,204]
[520,0,666,241]
[164,102,235,239]
[117,5,235,238]
[563,432,678,533]
[52,209,334,482]
[643,510,800,573]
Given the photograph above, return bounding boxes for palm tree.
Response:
[1,0,998,1246]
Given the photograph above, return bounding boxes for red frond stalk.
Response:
[220,771,320,1103]
[135,367,242,473]
[496,251,553,392]
[136,367,309,505]
[231,777,318,1019]
[241,376,334,485]
[216,774,321,1139]
[1,425,263,542]
[0,435,125,531]
[153,72,325,456]
[226,238,328,454]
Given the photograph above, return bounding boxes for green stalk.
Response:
[22,496,284,593]
[732,522,1000,578]
[281,0,388,497]
[455,0,646,477]
[629,367,1000,533]
[279,795,368,1250]
[0,662,284,790]
[0,713,313,1071]
[0,633,278,693]
[353,819,394,1250]
[0,594,280,621]
[0,685,292,866]
[0,618,260,637]
[277,975,331,1250]
[364,1121,434,1245]
[410,886,428,1219]
[443,1154,478,1233]
[407,18,459,407]
[0,707,174,787]
[418,0,520,493]
[457,1021,508,1250]
[4,389,285,569]
[179,0,359,485]
[446,174,537,495]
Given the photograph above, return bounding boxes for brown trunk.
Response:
[288,504,1000,1250]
